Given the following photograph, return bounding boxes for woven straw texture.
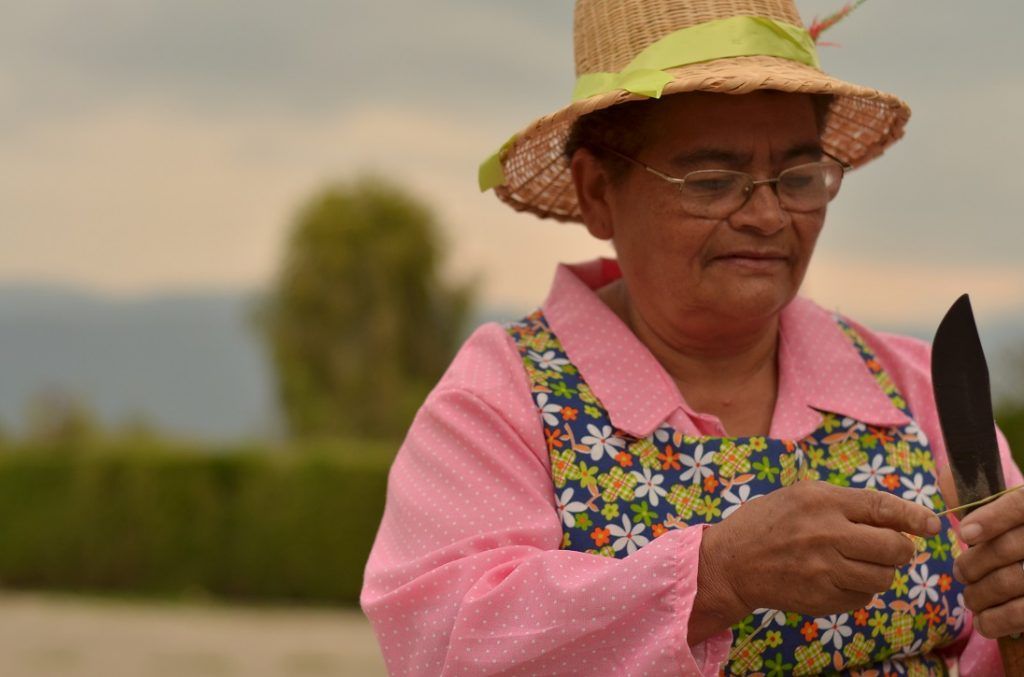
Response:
[493,0,911,222]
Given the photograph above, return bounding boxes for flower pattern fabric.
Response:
[506,310,966,676]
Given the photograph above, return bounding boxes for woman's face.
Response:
[576,91,828,339]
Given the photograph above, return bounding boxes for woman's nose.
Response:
[729,180,789,235]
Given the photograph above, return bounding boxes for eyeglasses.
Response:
[595,145,852,219]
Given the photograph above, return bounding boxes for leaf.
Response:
[888,600,913,613]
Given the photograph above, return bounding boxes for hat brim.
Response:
[494,55,911,223]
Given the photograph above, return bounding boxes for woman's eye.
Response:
[780,170,821,191]
[686,177,738,194]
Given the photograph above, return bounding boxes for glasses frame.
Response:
[593,144,853,218]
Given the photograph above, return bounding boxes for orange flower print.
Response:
[545,427,566,451]
[659,448,682,471]
[703,475,719,494]
[924,602,942,626]
[800,620,819,642]
[868,425,895,445]
[591,527,610,547]
[561,406,578,421]
[651,523,667,538]
[853,609,869,626]
[880,474,901,491]
[939,574,952,593]
[616,452,633,468]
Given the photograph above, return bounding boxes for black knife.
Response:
[932,293,1024,671]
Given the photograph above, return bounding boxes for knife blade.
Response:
[932,293,1005,507]
[932,293,1024,672]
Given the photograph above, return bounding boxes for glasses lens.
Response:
[677,170,750,218]
[777,161,843,212]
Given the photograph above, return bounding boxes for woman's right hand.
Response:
[687,480,941,644]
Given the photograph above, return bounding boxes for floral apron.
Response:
[506,310,967,676]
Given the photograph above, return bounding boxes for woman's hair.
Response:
[564,92,834,182]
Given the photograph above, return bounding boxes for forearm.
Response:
[363,524,732,675]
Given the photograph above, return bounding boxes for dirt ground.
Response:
[0,591,388,676]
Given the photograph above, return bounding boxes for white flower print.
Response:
[816,613,852,650]
[904,420,929,446]
[653,425,672,444]
[840,418,867,434]
[527,349,570,372]
[580,424,626,462]
[653,425,682,447]
[554,487,587,529]
[889,638,925,665]
[680,444,715,485]
[535,393,564,427]
[908,563,940,608]
[949,592,966,631]
[851,454,896,489]
[721,484,762,519]
[607,514,649,555]
[754,608,788,628]
[631,466,667,507]
[900,472,938,509]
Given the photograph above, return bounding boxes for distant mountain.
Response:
[0,285,280,442]
[0,285,1020,442]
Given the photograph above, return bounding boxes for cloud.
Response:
[804,255,1024,325]
[0,0,573,128]
[1,0,1021,329]
[0,96,611,308]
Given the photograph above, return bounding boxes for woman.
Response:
[362,1,1024,674]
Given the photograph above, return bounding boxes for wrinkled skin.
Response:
[570,91,947,644]
[953,487,1024,639]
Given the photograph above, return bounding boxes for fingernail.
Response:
[961,523,982,543]
[927,515,941,534]
[952,561,963,582]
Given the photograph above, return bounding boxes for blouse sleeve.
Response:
[360,323,733,676]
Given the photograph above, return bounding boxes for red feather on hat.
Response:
[808,0,868,46]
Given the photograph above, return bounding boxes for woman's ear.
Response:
[570,148,615,241]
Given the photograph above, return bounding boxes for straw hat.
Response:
[479,0,910,223]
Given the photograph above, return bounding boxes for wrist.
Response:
[687,522,750,645]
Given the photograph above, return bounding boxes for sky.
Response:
[2,0,1023,326]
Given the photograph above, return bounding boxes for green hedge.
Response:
[0,440,394,605]
[997,406,1024,472]
[3,413,1023,607]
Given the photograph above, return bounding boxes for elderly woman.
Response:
[362,0,1024,674]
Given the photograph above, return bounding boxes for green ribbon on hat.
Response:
[478,133,518,192]
[479,15,820,191]
[572,16,820,101]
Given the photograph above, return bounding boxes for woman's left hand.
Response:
[953,487,1024,638]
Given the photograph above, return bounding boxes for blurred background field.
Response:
[0,591,386,677]
[2,1,1024,675]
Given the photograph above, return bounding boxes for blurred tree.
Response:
[994,346,1024,469]
[23,387,101,449]
[254,177,473,440]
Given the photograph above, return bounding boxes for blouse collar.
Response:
[541,258,910,439]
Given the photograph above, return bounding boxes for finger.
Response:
[963,562,1024,614]
[836,523,916,567]
[842,487,941,536]
[958,487,1024,546]
[975,595,1024,640]
[955,525,1024,584]
[829,558,897,596]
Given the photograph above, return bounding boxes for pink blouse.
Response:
[361,257,1021,675]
